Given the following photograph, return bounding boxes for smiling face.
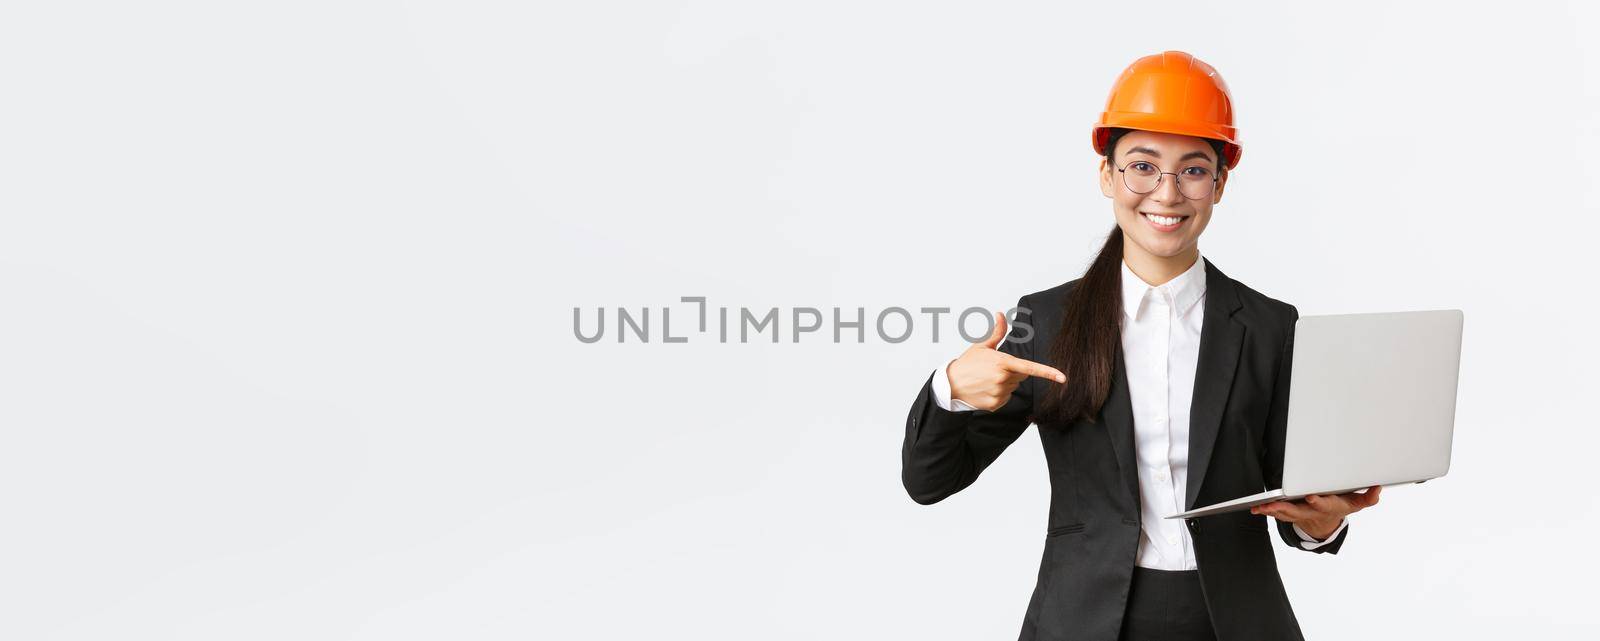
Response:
[1098,129,1229,265]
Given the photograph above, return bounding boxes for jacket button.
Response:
[1186,520,1198,531]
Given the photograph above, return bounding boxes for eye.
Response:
[1181,166,1214,179]
[1128,161,1157,174]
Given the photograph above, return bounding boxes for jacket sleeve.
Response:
[1262,303,1350,554]
[901,295,1039,505]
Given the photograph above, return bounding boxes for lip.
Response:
[1140,211,1189,232]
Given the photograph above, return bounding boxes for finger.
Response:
[999,354,1067,384]
[1277,504,1321,521]
[981,311,1008,349]
[1257,501,1319,522]
[1252,503,1291,519]
[1333,486,1379,511]
[1253,501,1297,515]
[1303,494,1345,516]
[1352,485,1382,509]
[1251,502,1292,516]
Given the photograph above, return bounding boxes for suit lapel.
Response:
[1102,341,1139,512]
[1185,258,1245,511]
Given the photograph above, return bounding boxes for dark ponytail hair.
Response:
[1033,128,1228,427]
[1032,221,1124,427]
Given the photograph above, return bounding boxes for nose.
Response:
[1148,173,1184,206]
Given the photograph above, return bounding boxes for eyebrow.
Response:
[1124,146,1216,165]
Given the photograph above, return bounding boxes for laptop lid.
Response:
[1281,309,1464,495]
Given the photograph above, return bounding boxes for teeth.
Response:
[1145,213,1182,226]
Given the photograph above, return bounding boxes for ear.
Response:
[1211,168,1228,204]
[1099,158,1114,198]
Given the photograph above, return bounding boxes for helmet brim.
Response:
[1093,114,1241,169]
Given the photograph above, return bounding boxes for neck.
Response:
[1123,245,1199,287]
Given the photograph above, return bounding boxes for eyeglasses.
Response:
[1115,160,1219,200]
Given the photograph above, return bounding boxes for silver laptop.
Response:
[1168,309,1464,520]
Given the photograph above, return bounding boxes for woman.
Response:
[899,51,1382,641]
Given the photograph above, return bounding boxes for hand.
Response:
[1251,485,1382,540]
[946,311,1067,412]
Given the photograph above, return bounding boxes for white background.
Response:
[2,1,1597,638]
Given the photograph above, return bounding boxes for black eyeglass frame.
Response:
[1113,160,1221,201]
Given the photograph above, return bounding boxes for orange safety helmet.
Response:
[1091,51,1241,169]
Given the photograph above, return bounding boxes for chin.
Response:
[1130,236,1190,258]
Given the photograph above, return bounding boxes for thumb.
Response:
[981,311,1009,349]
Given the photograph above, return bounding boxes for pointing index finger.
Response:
[999,354,1066,384]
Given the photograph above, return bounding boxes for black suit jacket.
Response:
[901,257,1347,641]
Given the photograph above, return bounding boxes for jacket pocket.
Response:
[1046,522,1086,537]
